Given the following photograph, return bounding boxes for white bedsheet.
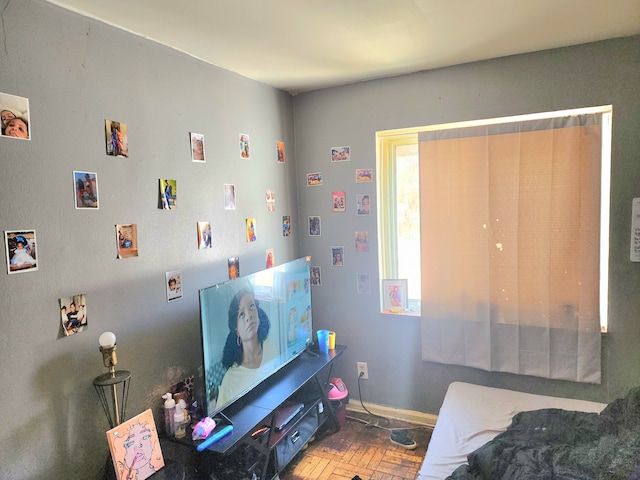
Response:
[417,381,607,480]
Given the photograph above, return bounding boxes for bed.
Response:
[417,381,622,480]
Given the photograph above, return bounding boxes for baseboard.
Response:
[345,400,438,428]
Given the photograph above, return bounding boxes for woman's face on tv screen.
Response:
[236,293,258,341]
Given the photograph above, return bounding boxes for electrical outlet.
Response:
[357,361,368,379]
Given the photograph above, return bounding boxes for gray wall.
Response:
[0,1,298,478]
[3,0,640,478]
[294,36,640,413]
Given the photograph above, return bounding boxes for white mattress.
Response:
[417,381,607,480]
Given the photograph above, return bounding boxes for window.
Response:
[377,106,611,382]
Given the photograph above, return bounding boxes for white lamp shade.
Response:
[98,331,116,348]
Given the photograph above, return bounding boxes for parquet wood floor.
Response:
[279,412,433,480]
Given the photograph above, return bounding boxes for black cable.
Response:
[346,371,428,433]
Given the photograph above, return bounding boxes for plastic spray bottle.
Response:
[162,393,176,435]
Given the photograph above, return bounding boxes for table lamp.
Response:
[93,331,131,428]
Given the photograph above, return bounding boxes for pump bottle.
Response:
[162,393,176,436]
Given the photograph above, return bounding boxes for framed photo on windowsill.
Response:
[381,279,408,312]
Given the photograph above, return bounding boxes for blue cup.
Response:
[317,330,330,353]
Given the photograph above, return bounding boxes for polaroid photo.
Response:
[246,218,257,242]
[166,271,183,302]
[266,189,275,211]
[332,191,346,212]
[159,179,176,210]
[5,229,37,274]
[228,256,240,279]
[60,294,88,336]
[331,246,344,266]
[355,231,369,252]
[0,92,30,140]
[190,132,205,162]
[282,216,291,236]
[74,171,99,209]
[224,184,236,210]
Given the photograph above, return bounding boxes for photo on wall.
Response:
[105,119,128,157]
[239,133,250,158]
[224,184,236,210]
[355,231,369,252]
[4,229,37,274]
[308,216,321,236]
[357,194,371,215]
[190,132,205,162]
[276,141,285,163]
[0,92,30,140]
[198,221,212,249]
[106,409,164,480]
[357,273,371,294]
[60,294,88,336]
[159,179,176,210]
[266,189,275,211]
[246,218,257,242]
[331,145,350,162]
[116,224,138,259]
[306,172,322,186]
[331,246,344,266]
[310,266,322,286]
[166,270,183,302]
[282,216,291,236]
[356,168,373,183]
[73,171,99,209]
[228,256,240,279]
[266,248,275,268]
[332,191,346,212]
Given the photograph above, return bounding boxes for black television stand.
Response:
[164,345,346,480]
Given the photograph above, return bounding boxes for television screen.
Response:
[199,257,313,417]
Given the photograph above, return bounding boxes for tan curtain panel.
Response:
[419,117,602,383]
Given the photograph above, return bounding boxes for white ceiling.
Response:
[46,0,640,95]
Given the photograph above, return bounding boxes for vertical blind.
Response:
[419,113,604,383]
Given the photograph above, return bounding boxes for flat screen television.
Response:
[199,256,313,417]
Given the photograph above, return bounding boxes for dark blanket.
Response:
[447,387,640,480]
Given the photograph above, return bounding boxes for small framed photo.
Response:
[74,171,99,209]
[382,279,408,311]
[331,146,350,162]
[306,172,322,186]
[310,266,322,286]
[276,141,285,163]
[190,132,205,162]
[159,179,176,210]
[116,224,138,259]
[331,246,344,266]
[356,168,373,183]
[1,92,31,140]
[308,216,321,236]
[356,194,371,215]
[228,256,240,279]
[355,231,369,252]
[166,270,183,302]
[240,133,250,158]
[105,119,128,157]
[224,184,236,210]
[197,221,212,249]
[5,229,37,274]
[60,294,88,336]
[332,191,346,212]
[357,274,370,294]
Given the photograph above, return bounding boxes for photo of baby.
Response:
[0,92,30,140]
[5,229,37,274]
